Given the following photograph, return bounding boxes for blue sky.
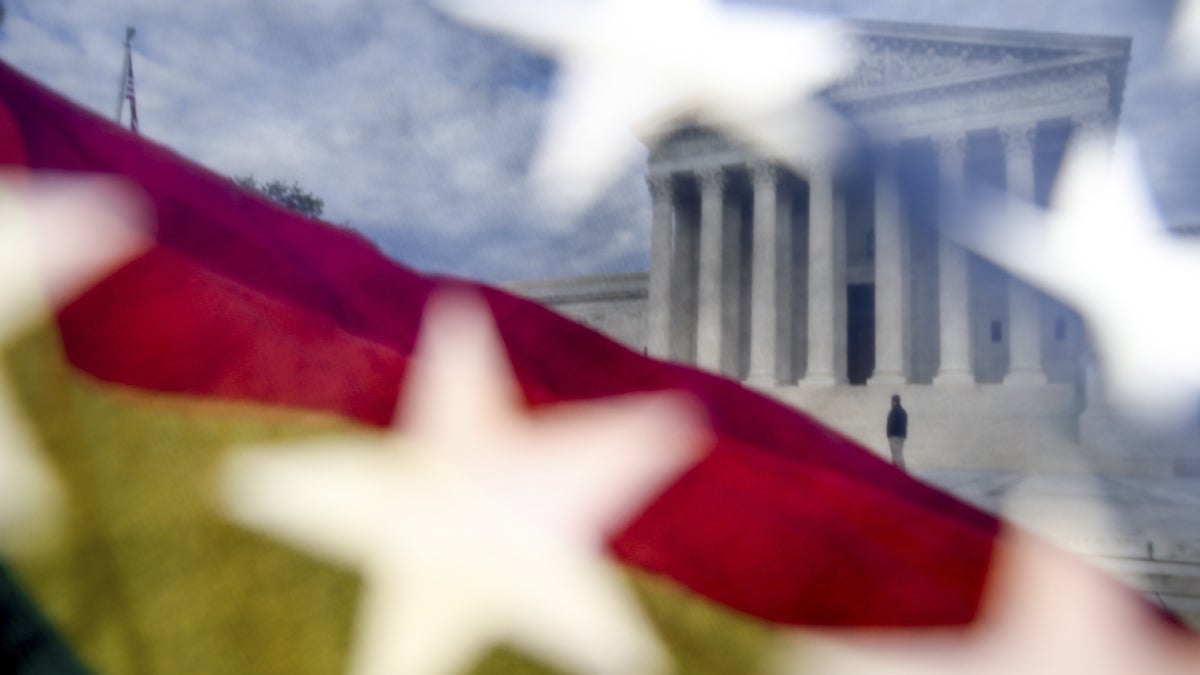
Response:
[1,0,1196,283]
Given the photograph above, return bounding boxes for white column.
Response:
[869,156,908,385]
[672,192,700,360]
[695,167,726,371]
[747,162,782,385]
[932,132,975,385]
[719,196,743,377]
[1000,123,1047,385]
[646,174,674,359]
[670,194,699,362]
[777,186,794,383]
[805,163,843,384]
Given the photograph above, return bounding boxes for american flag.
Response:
[123,55,138,134]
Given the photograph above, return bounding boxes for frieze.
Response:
[950,70,1109,116]
[844,61,1114,121]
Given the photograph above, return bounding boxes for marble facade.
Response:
[509,21,1166,474]
[508,22,1200,623]
[642,20,1128,389]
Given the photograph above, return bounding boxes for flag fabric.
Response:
[0,59,1010,673]
[0,562,90,675]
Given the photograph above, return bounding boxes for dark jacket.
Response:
[887,406,907,438]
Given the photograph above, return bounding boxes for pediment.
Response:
[647,20,1130,167]
[833,20,1130,97]
[649,123,751,166]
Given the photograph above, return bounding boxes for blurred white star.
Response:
[787,529,1200,675]
[949,136,1200,423]
[1170,0,1200,76]
[221,292,709,675]
[438,0,852,214]
[0,173,150,553]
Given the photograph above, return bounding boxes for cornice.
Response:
[505,272,649,304]
[843,19,1132,54]
[839,54,1119,119]
[644,21,1132,167]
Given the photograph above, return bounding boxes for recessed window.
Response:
[990,320,1003,343]
[1054,317,1067,341]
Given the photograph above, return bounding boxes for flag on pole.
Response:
[0,59,1190,674]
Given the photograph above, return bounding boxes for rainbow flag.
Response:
[0,59,1002,674]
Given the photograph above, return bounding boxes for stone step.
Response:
[1092,556,1200,598]
[764,383,1097,472]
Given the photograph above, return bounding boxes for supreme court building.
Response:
[510,20,1180,474]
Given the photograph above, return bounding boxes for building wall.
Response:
[558,298,647,351]
[970,255,1011,383]
[505,22,1165,473]
[505,273,649,353]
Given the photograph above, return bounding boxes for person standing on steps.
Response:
[886,394,907,470]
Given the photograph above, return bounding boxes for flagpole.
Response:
[115,26,134,124]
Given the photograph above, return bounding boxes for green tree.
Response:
[233,175,325,219]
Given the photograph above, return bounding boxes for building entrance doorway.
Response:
[847,284,875,385]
